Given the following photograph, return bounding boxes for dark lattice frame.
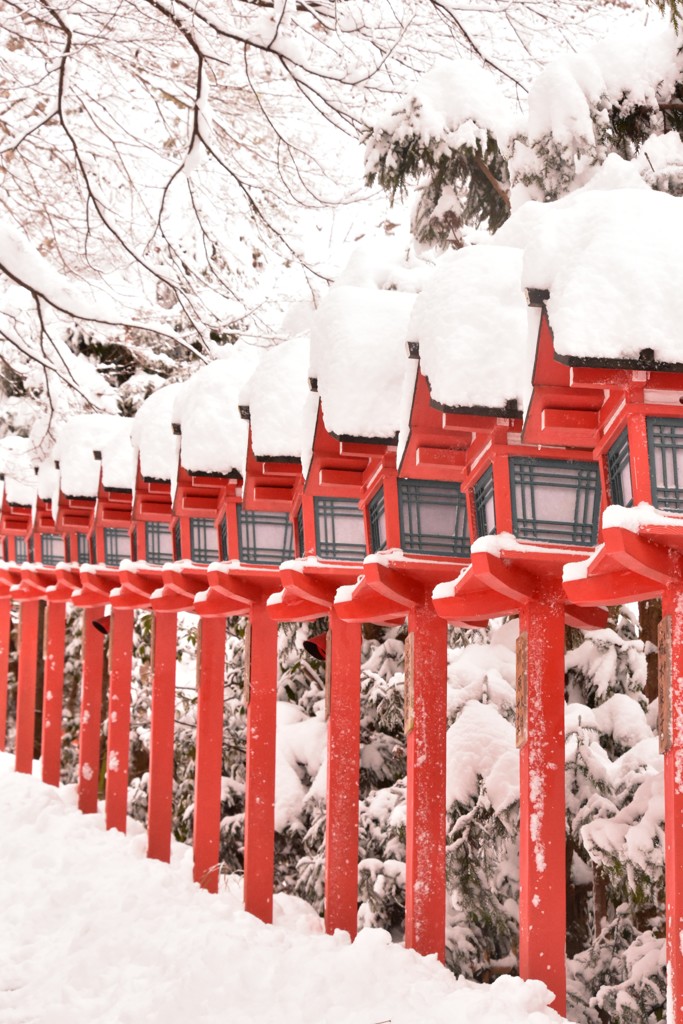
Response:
[145,521,173,565]
[104,527,131,567]
[173,520,182,560]
[398,479,470,558]
[189,517,219,564]
[296,506,305,558]
[647,417,683,512]
[510,457,600,547]
[15,536,27,562]
[238,509,294,566]
[474,467,496,539]
[41,533,66,567]
[368,486,387,553]
[314,497,366,561]
[219,515,229,560]
[606,429,633,508]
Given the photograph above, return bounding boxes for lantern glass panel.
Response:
[238,509,294,565]
[647,418,683,512]
[15,536,27,562]
[77,533,90,564]
[189,517,219,564]
[474,467,496,538]
[398,479,470,558]
[606,430,633,507]
[145,521,174,565]
[510,457,600,547]
[104,527,131,567]
[314,497,366,561]
[368,487,387,553]
[41,533,65,566]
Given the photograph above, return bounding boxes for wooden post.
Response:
[147,610,178,863]
[192,616,226,892]
[0,597,11,751]
[78,606,106,813]
[662,587,683,1024]
[404,599,447,959]
[244,603,279,923]
[518,594,566,1015]
[324,610,362,938]
[15,599,41,775]
[41,601,66,786]
[105,608,135,832]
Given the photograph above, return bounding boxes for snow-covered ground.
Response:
[0,754,567,1024]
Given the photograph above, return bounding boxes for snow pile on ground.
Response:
[0,757,568,1024]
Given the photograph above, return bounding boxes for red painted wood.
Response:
[147,611,178,862]
[193,616,226,892]
[627,413,653,505]
[663,586,683,1024]
[41,602,66,786]
[405,600,447,960]
[518,595,566,1015]
[78,606,106,814]
[324,610,362,938]
[0,597,11,751]
[15,599,41,775]
[243,602,279,923]
[105,608,135,832]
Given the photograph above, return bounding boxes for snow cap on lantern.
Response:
[0,435,36,509]
[497,156,683,365]
[172,343,261,479]
[240,335,309,461]
[53,414,128,500]
[132,383,184,484]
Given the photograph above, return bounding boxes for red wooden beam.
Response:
[192,616,226,892]
[0,597,10,751]
[324,610,362,938]
[105,608,135,833]
[243,602,278,923]
[147,611,178,863]
[41,602,66,786]
[78,606,106,814]
[15,599,41,775]
[518,594,566,1014]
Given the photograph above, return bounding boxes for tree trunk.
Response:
[639,598,662,703]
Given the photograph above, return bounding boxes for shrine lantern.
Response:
[269,284,416,941]
[152,345,261,893]
[521,181,683,1024]
[51,414,136,815]
[199,335,307,923]
[0,437,36,766]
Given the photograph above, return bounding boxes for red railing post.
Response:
[78,606,106,813]
[41,601,66,786]
[15,599,41,775]
[0,596,11,751]
[244,602,278,922]
[324,610,361,938]
[147,610,178,863]
[192,616,226,892]
[663,586,683,1024]
[105,608,135,832]
[404,599,447,960]
[518,594,566,1015]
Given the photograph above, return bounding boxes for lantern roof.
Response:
[240,334,309,461]
[496,156,683,368]
[132,382,183,483]
[53,413,126,499]
[409,246,527,415]
[0,435,36,508]
[172,343,260,477]
[310,285,415,442]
